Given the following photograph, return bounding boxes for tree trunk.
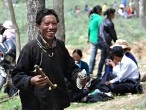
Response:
[2,0,5,7]
[53,0,65,42]
[132,0,139,17]
[26,0,45,41]
[7,0,21,61]
[140,0,146,29]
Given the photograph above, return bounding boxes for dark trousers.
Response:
[108,79,142,94]
[90,74,143,94]
[97,42,111,76]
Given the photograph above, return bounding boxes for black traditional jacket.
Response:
[12,35,80,110]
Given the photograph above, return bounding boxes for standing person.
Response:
[12,8,87,110]
[84,4,90,13]
[97,8,117,78]
[122,0,127,7]
[102,3,108,13]
[72,49,90,81]
[87,5,102,77]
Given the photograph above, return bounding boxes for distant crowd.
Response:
[67,0,143,103]
[71,0,138,19]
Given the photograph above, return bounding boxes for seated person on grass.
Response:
[72,49,90,81]
[105,46,142,94]
[101,39,138,83]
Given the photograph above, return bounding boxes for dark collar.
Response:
[36,34,57,50]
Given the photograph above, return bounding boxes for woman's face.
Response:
[110,13,115,19]
[38,15,58,42]
[98,10,102,15]
[72,52,81,62]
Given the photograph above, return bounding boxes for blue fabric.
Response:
[89,43,99,74]
[125,52,138,66]
[102,52,138,81]
[122,0,127,7]
[76,60,90,80]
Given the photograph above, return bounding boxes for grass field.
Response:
[0,0,146,110]
[0,0,145,48]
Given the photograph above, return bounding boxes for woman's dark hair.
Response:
[88,5,102,17]
[72,49,83,57]
[0,23,6,35]
[36,8,60,25]
[111,46,124,57]
[103,8,115,17]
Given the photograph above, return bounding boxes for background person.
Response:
[72,49,90,81]
[97,8,117,78]
[117,4,126,18]
[102,3,108,13]
[101,39,138,83]
[84,4,90,13]
[105,46,142,94]
[12,8,87,110]
[87,5,102,77]
[2,21,16,43]
[0,22,17,97]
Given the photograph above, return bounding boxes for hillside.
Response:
[0,0,146,110]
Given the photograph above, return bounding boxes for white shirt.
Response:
[3,28,16,39]
[109,55,139,83]
[118,8,124,16]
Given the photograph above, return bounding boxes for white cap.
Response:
[3,21,13,29]
[119,4,125,8]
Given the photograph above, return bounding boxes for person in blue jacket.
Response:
[72,49,90,81]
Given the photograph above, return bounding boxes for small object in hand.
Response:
[76,69,87,89]
[34,65,57,90]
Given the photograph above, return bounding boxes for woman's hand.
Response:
[105,81,111,86]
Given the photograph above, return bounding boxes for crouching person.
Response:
[105,46,143,94]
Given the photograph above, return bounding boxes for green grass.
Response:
[0,96,21,110]
[0,0,146,109]
[0,0,145,48]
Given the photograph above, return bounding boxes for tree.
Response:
[7,0,21,61]
[2,0,5,7]
[53,0,65,42]
[132,0,139,17]
[139,0,146,29]
[26,0,45,41]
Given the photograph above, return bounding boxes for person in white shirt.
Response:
[2,21,16,43]
[105,46,142,94]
